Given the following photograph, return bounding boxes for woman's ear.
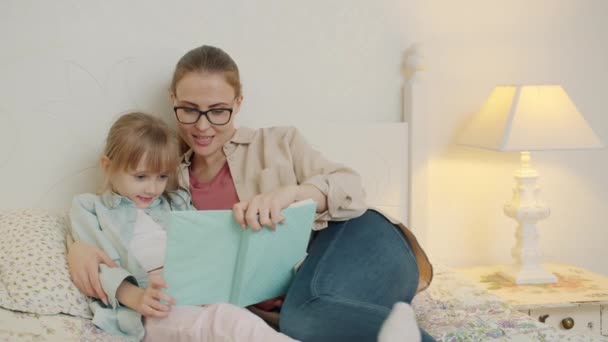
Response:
[233,95,244,114]
[99,156,111,172]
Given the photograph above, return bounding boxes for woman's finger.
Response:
[68,260,80,286]
[258,207,274,230]
[232,201,248,228]
[270,202,285,227]
[70,268,83,292]
[85,271,98,299]
[88,262,108,304]
[98,250,118,268]
[68,244,92,296]
[78,271,94,297]
[245,203,262,231]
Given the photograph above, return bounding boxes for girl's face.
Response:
[104,155,169,209]
[172,71,242,161]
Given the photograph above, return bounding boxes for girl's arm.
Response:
[116,278,174,318]
[69,194,128,306]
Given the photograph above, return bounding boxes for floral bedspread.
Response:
[0,307,124,342]
[413,266,608,341]
[1,266,606,341]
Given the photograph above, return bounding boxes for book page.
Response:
[163,210,241,305]
[234,200,316,306]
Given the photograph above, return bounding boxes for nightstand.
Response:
[456,264,608,337]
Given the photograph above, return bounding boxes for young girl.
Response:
[69,112,298,341]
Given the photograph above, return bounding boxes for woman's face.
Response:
[172,71,241,161]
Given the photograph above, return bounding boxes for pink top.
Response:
[189,162,240,210]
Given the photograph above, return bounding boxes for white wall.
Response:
[0,0,412,211]
[2,0,607,275]
[409,1,608,275]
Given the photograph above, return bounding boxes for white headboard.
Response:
[297,122,409,224]
[0,119,408,224]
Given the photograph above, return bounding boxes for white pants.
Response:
[144,303,297,342]
[143,269,296,342]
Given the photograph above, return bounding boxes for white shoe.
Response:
[377,302,421,342]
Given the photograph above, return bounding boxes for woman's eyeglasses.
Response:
[173,107,233,125]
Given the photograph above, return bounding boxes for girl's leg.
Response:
[280,210,435,342]
[144,304,298,342]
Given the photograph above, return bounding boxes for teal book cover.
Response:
[163,200,316,307]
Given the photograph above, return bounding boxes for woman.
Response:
[68,45,434,342]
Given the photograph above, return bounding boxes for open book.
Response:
[163,199,316,307]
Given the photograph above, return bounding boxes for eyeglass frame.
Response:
[173,106,234,126]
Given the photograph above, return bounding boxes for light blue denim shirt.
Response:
[69,189,192,341]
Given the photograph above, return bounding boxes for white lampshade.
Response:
[456,84,604,284]
[458,85,603,151]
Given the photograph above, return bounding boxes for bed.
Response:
[1,122,606,341]
[0,265,603,341]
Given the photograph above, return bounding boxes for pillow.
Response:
[0,209,92,318]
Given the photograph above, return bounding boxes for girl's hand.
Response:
[133,278,175,318]
[232,185,299,231]
[67,240,117,305]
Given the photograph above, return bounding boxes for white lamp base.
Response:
[502,151,557,285]
[501,264,557,285]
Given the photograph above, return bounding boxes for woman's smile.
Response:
[193,134,213,147]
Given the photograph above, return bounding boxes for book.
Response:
[162,199,316,307]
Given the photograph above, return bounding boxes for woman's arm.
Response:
[295,184,328,213]
[67,240,117,304]
[232,127,365,230]
[288,127,367,224]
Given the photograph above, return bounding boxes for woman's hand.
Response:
[232,184,327,231]
[232,185,299,231]
[67,240,117,305]
[117,278,175,318]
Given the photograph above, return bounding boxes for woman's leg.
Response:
[280,210,435,342]
[144,303,298,342]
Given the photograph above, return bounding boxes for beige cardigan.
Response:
[178,126,433,293]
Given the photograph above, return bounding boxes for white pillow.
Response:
[0,210,92,318]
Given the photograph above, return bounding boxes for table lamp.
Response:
[457,85,603,285]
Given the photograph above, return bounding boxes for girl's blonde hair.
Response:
[102,112,180,193]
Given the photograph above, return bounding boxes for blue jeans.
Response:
[280,210,435,342]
